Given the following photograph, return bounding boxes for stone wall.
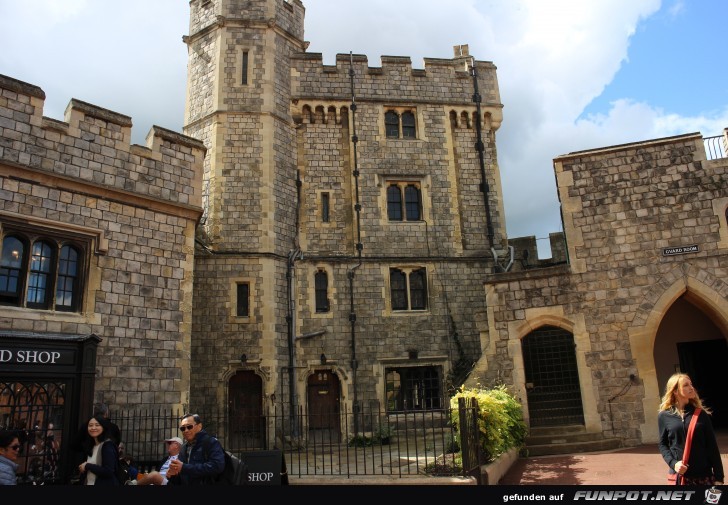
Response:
[471,133,728,445]
[185,1,508,413]
[0,73,205,409]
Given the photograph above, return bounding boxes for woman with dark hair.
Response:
[658,373,724,486]
[77,415,120,485]
[0,430,20,485]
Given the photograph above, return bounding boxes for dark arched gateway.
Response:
[522,325,585,427]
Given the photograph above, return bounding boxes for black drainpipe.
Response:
[348,52,363,434]
[471,60,495,247]
[286,170,303,436]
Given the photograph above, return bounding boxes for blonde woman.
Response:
[658,373,724,485]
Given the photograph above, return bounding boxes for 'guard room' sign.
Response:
[662,244,699,257]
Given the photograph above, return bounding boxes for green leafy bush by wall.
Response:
[450,384,527,462]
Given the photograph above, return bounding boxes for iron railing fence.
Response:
[704,135,727,160]
[109,404,471,480]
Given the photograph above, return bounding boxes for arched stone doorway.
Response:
[631,271,728,442]
[653,296,728,429]
[227,370,264,450]
[307,369,341,444]
[521,325,585,427]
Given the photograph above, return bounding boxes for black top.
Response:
[658,404,724,481]
[70,419,121,467]
[82,440,120,486]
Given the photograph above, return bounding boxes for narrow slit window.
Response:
[242,51,249,85]
[321,192,330,223]
[314,270,329,313]
[236,282,250,317]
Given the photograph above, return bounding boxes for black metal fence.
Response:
[3,398,482,484]
[111,403,477,481]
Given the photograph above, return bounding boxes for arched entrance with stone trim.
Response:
[630,269,728,443]
[654,297,728,429]
[508,309,601,433]
[227,370,264,450]
[307,368,341,444]
[521,325,585,427]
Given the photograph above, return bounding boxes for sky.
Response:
[2,0,727,258]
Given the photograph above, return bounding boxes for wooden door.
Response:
[307,370,340,443]
[228,371,264,450]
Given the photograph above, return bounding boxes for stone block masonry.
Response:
[0,73,206,409]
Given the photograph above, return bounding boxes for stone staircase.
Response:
[524,424,623,457]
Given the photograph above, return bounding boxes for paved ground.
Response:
[287,430,728,486]
[500,430,728,485]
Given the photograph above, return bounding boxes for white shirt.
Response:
[85,443,103,485]
[158,454,178,484]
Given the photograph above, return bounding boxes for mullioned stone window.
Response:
[389,267,427,311]
[0,229,86,312]
[386,182,422,221]
[384,109,417,139]
[385,366,443,411]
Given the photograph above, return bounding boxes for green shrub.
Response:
[348,434,375,447]
[348,420,392,447]
[449,384,527,462]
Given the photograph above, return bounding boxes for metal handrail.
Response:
[704,135,727,160]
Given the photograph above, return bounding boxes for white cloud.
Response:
[2,0,725,260]
[5,0,88,24]
[667,0,686,18]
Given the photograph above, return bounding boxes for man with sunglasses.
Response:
[0,430,20,485]
[166,414,224,485]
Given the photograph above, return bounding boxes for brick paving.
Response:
[500,430,728,485]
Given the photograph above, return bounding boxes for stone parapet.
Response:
[0,73,206,210]
[291,51,502,113]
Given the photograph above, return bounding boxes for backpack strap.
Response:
[200,434,218,484]
[201,434,213,460]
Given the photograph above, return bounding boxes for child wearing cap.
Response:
[127,437,183,485]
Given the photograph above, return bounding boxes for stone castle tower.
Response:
[184,0,510,426]
[2,0,727,473]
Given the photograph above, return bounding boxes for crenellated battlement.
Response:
[0,73,206,209]
[291,46,502,112]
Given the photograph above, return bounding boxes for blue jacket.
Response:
[83,439,120,486]
[0,455,18,485]
[170,430,224,485]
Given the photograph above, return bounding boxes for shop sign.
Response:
[0,348,73,366]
